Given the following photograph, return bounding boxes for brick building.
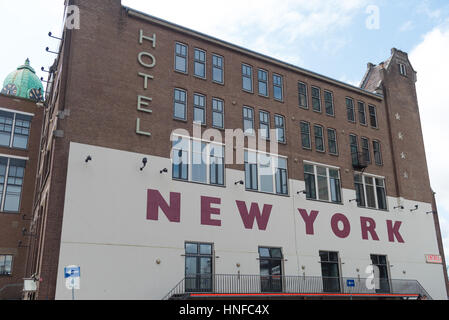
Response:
[19,0,449,299]
[0,59,44,299]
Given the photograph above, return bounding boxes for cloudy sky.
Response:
[0,0,449,268]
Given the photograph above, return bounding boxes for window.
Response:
[172,136,225,186]
[274,115,285,144]
[319,251,340,293]
[273,74,283,101]
[0,111,32,150]
[244,151,288,195]
[298,82,308,109]
[368,105,378,128]
[300,121,311,149]
[349,134,359,166]
[258,69,268,97]
[346,98,355,122]
[327,128,338,155]
[210,144,224,186]
[361,137,371,164]
[324,91,334,116]
[354,174,387,210]
[12,115,31,149]
[259,111,270,140]
[212,54,224,84]
[259,247,283,293]
[172,137,189,180]
[314,125,325,152]
[311,86,321,112]
[194,48,206,78]
[0,111,13,147]
[244,151,258,191]
[242,64,253,92]
[185,242,213,293]
[373,140,382,165]
[399,63,407,76]
[212,98,224,129]
[243,107,254,135]
[358,101,367,125]
[174,89,187,120]
[193,94,206,125]
[175,42,188,73]
[304,163,341,204]
[0,255,13,276]
[370,255,391,293]
[192,140,207,183]
[0,157,26,213]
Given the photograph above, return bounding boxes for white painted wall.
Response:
[54,142,447,300]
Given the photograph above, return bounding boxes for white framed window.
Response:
[172,136,225,186]
[368,105,378,128]
[314,125,325,152]
[354,173,387,210]
[273,74,283,101]
[0,110,32,150]
[242,64,253,92]
[244,150,288,195]
[212,54,224,84]
[259,110,270,140]
[311,86,321,112]
[327,128,338,155]
[373,140,383,166]
[298,82,308,109]
[194,48,206,78]
[274,115,285,144]
[174,88,187,120]
[212,98,224,129]
[358,101,367,126]
[258,69,269,97]
[175,42,188,73]
[193,93,206,125]
[243,106,255,135]
[300,121,311,149]
[304,162,342,204]
[0,157,26,213]
[346,97,355,122]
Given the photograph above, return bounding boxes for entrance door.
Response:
[259,247,283,293]
[185,243,213,292]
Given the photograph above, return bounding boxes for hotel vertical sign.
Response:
[136,30,157,137]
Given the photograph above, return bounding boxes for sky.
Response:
[0,0,449,270]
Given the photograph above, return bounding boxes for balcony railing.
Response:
[352,152,369,171]
[162,274,432,300]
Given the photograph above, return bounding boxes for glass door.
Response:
[185,243,213,292]
[259,247,283,293]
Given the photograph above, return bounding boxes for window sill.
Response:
[306,198,344,206]
[258,94,270,99]
[245,188,290,198]
[172,178,226,189]
[212,81,225,86]
[174,69,188,76]
[242,89,254,94]
[299,106,309,110]
[173,117,188,123]
[193,75,207,81]
[357,205,389,212]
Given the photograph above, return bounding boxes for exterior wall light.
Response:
[234,180,244,186]
[297,190,306,195]
[85,156,92,163]
[394,206,404,210]
[410,205,419,212]
[160,168,168,174]
[140,158,148,171]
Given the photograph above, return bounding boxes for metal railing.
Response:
[162,274,432,300]
[352,152,369,171]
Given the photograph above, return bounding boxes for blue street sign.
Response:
[64,266,80,279]
[347,279,355,287]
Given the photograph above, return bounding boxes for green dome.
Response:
[1,59,44,101]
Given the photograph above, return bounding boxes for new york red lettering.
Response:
[331,213,351,239]
[236,201,273,231]
[201,196,221,227]
[146,189,181,223]
[360,217,380,241]
[298,209,319,235]
[387,220,405,243]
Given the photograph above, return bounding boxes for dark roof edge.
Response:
[124,6,383,101]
